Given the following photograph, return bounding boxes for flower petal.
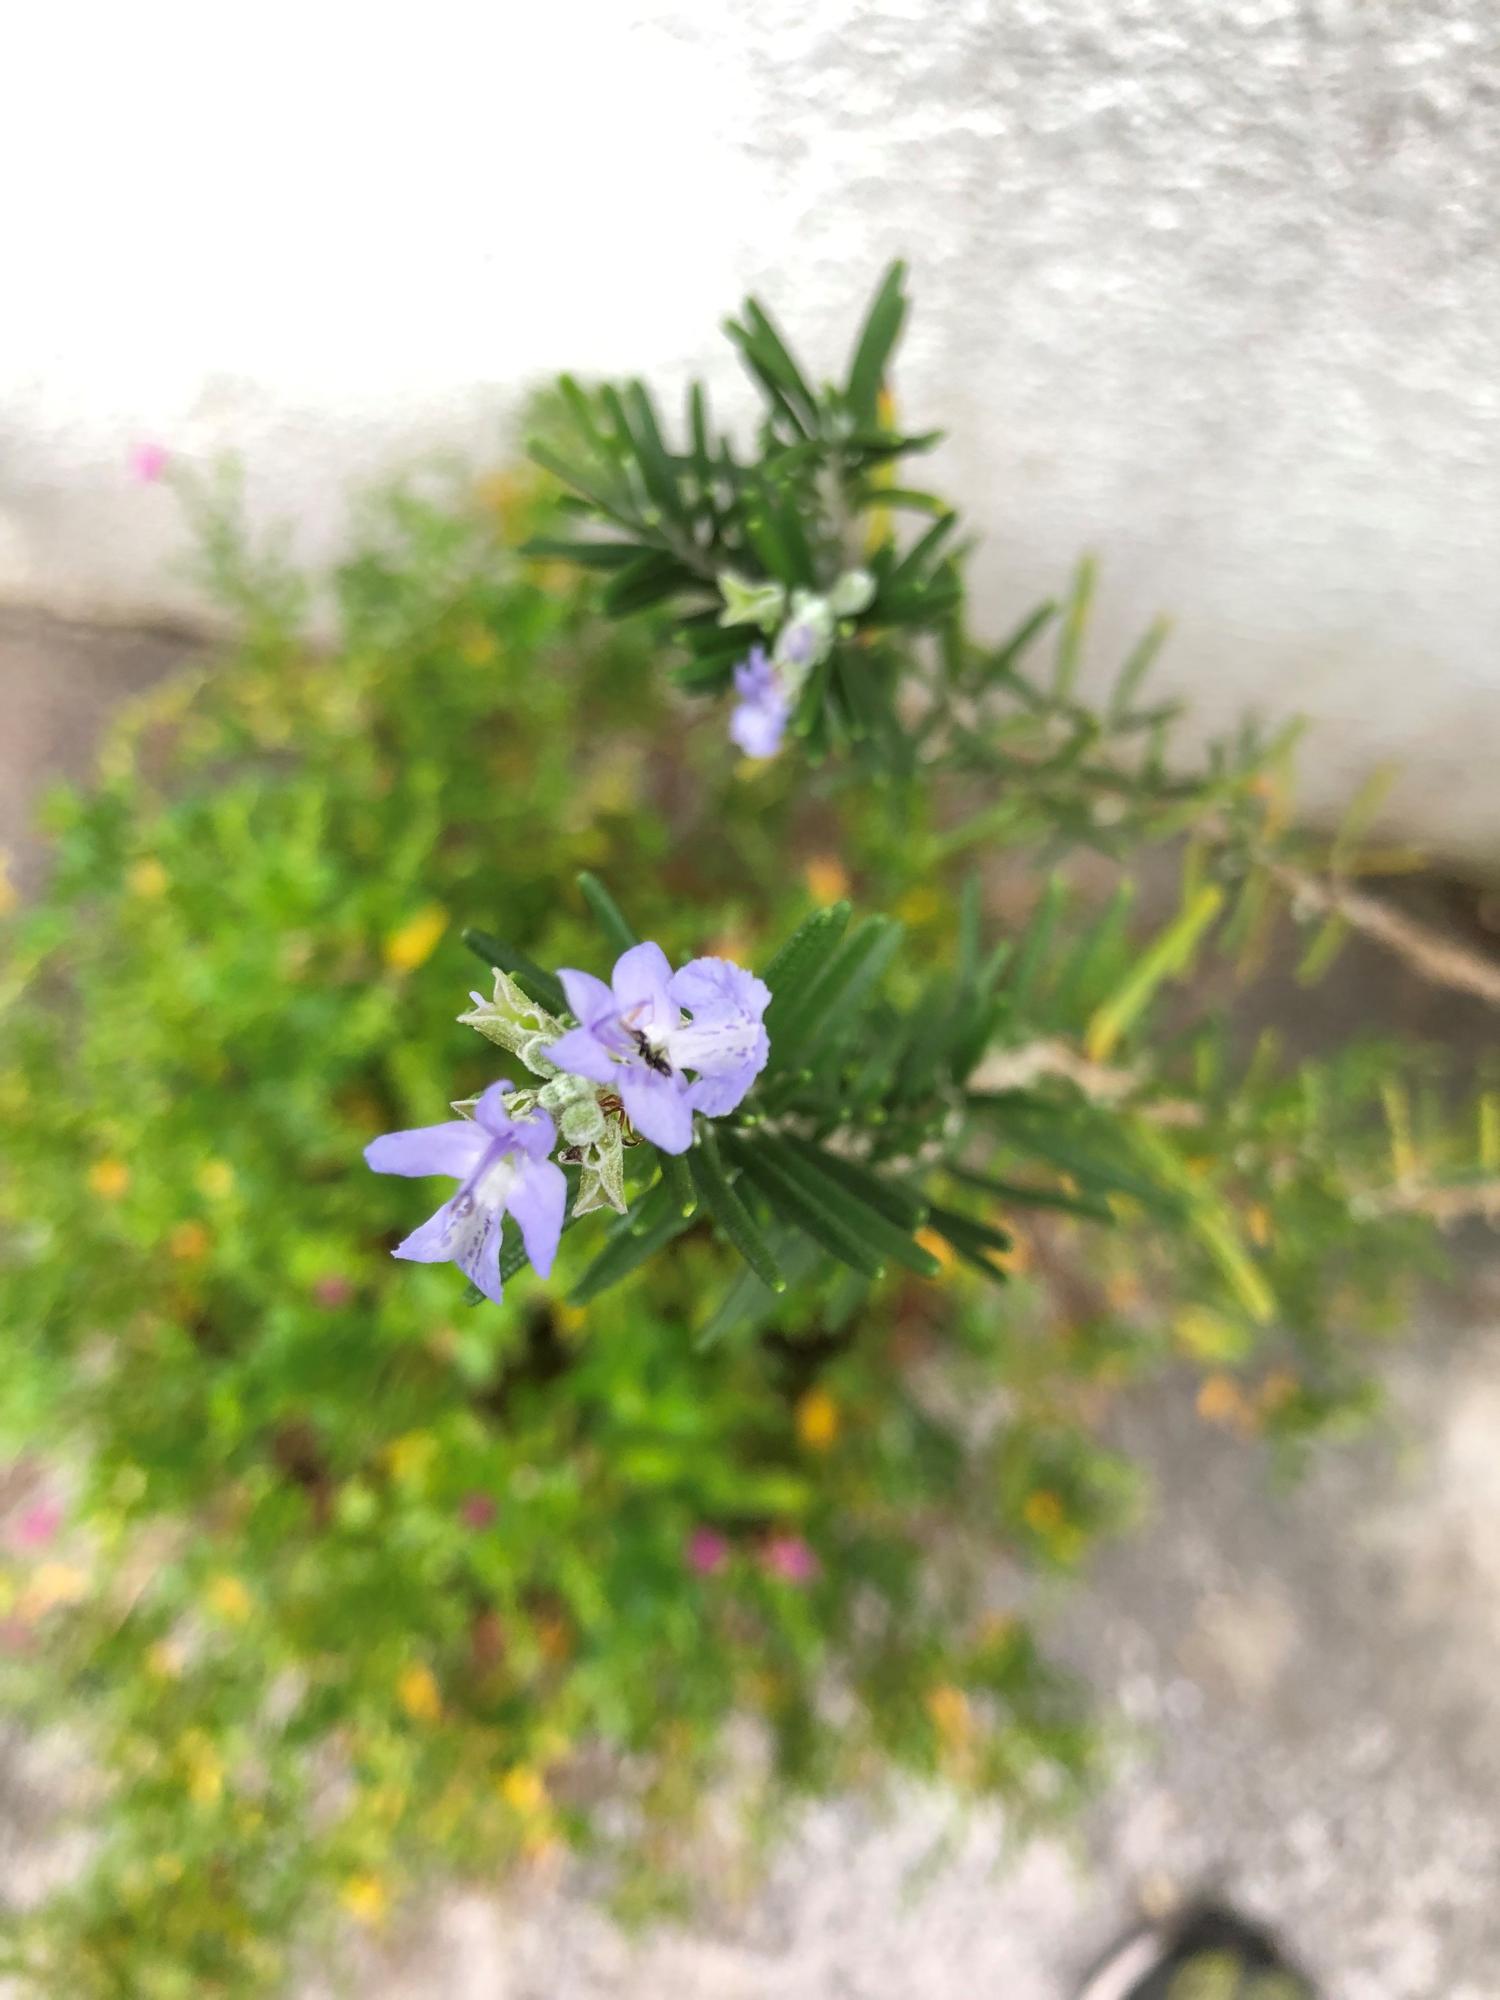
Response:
[557,968,617,1028]
[392,1196,463,1261]
[471,1080,515,1136]
[610,942,678,1033]
[668,957,771,1020]
[667,957,771,1116]
[453,1204,505,1305]
[506,1157,567,1277]
[366,1122,490,1181]
[472,1084,556,1162]
[543,1024,619,1086]
[617,1067,694,1155]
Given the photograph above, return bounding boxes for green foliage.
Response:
[0,269,1492,1998]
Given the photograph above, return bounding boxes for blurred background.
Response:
[3,7,1499,1999]
[5,1,1500,851]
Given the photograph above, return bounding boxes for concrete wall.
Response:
[4,2,1498,854]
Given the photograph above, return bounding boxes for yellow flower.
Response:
[126,858,169,899]
[398,1662,442,1723]
[18,1563,90,1619]
[384,1431,436,1485]
[1022,1489,1065,1535]
[168,1220,211,1262]
[1246,1203,1273,1248]
[207,1574,252,1624]
[795,1388,840,1451]
[87,1158,130,1200]
[457,622,498,666]
[182,1732,224,1807]
[803,855,850,906]
[0,851,17,915]
[499,1764,547,1816]
[1196,1374,1252,1431]
[895,885,942,926]
[925,1683,972,1746]
[552,1302,588,1340]
[915,1226,956,1275]
[197,1159,236,1199]
[147,1640,185,1680]
[340,1874,389,1926]
[384,904,448,974]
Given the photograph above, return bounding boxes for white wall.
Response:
[4,2,1499,855]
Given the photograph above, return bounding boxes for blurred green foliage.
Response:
[0,445,1481,1996]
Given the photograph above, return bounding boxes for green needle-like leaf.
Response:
[576,872,638,956]
[462,929,567,1018]
[689,1133,787,1292]
[753,1135,939,1277]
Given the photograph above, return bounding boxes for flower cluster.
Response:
[366,945,771,1302]
[719,567,876,759]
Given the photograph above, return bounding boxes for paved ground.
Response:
[4,608,1499,1998]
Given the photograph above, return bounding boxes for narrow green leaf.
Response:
[762,903,853,1028]
[569,1181,693,1304]
[1008,874,1070,1011]
[575,872,638,956]
[1054,555,1096,700]
[520,535,642,572]
[601,551,692,616]
[923,1203,1013,1283]
[689,1133,787,1292]
[756,1135,940,1276]
[660,1147,697,1219]
[846,260,909,424]
[728,1140,886,1280]
[769,916,903,1068]
[1085,883,1225,1061]
[778,1135,927,1230]
[945,1163,1115,1222]
[462,929,566,1018]
[624,380,688,525]
[1108,615,1171,720]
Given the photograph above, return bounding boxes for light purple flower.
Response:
[364,1081,565,1304]
[544,943,771,1156]
[728,645,792,760]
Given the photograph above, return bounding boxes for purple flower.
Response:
[728,645,792,760]
[544,943,771,1156]
[364,1081,565,1304]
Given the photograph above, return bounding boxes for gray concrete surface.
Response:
[4,611,1499,1997]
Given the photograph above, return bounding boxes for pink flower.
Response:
[761,1534,819,1585]
[312,1274,355,1309]
[10,1497,63,1551]
[129,442,169,484]
[686,1527,729,1576]
[459,1493,497,1530]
